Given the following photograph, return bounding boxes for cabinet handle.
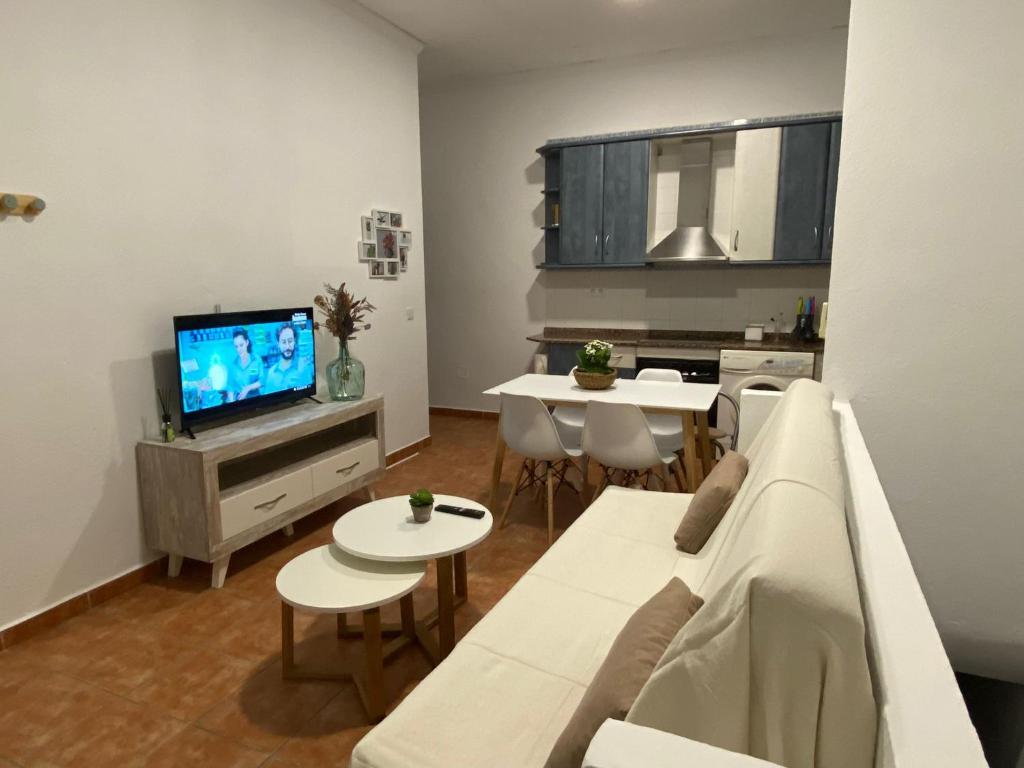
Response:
[253,493,287,510]
[814,225,820,243]
[335,461,360,475]
[594,233,599,256]
[604,233,611,256]
[827,225,834,249]
[733,230,740,251]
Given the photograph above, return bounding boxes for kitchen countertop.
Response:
[527,327,824,354]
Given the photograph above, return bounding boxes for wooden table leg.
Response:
[281,602,295,677]
[400,593,416,638]
[681,411,701,492]
[436,554,456,660]
[696,411,715,477]
[489,427,507,512]
[454,551,468,601]
[361,607,385,721]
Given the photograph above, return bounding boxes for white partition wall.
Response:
[822,0,1024,683]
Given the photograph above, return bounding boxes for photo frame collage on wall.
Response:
[359,209,412,279]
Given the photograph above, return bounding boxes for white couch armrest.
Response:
[583,720,783,768]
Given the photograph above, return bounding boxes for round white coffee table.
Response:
[276,544,425,720]
[332,495,492,662]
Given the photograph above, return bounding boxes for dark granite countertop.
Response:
[527,327,824,354]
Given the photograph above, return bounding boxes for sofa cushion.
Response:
[627,481,876,768]
[696,379,844,597]
[529,524,682,607]
[545,578,704,768]
[570,486,690,551]
[674,451,748,554]
[461,574,636,685]
[350,643,585,768]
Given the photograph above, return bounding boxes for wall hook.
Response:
[0,194,47,217]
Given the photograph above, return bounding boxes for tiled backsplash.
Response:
[544,266,829,333]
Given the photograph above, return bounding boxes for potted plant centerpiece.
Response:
[573,340,617,390]
[314,281,375,401]
[409,488,434,523]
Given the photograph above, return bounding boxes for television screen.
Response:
[174,308,316,427]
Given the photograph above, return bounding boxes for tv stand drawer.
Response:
[220,468,313,541]
[310,438,380,498]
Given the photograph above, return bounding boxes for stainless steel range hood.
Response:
[646,226,729,265]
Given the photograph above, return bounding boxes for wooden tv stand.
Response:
[137,396,385,588]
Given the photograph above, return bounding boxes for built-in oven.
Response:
[636,349,720,424]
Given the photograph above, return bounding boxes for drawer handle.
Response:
[335,461,361,475]
[253,493,287,510]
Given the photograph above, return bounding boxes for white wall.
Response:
[420,30,847,411]
[824,0,1024,682]
[0,0,428,630]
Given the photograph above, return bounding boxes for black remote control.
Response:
[435,504,486,520]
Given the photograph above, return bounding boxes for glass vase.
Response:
[326,340,365,402]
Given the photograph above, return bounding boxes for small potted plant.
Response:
[573,340,617,390]
[408,488,435,523]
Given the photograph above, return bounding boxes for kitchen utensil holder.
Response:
[791,314,816,342]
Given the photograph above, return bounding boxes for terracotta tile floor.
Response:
[0,414,595,767]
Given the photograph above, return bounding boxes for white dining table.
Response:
[482,373,721,509]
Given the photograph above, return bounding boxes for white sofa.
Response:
[352,380,985,768]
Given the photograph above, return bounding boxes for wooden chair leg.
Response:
[579,454,590,501]
[590,467,608,506]
[654,463,669,490]
[546,466,556,546]
[498,460,528,529]
[671,459,688,493]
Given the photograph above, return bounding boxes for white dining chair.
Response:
[634,368,685,454]
[581,400,686,503]
[551,367,585,448]
[499,393,587,546]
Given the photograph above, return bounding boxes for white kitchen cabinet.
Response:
[729,127,781,261]
[707,133,736,254]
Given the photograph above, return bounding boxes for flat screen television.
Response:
[174,307,317,429]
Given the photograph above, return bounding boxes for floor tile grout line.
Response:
[190,719,276,759]
[261,684,352,766]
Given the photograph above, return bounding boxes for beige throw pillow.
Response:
[674,450,748,554]
[544,578,704,768]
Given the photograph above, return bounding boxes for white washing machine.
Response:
[717,349,816,447]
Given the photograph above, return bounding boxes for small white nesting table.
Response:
[332,494,493,663]
[275,543,426,720]
[483,374,722,509]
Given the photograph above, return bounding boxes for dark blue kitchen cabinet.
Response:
[822,121,842,261]
[774,121,841,261]
[602,141,650,265]
[774,123,831,261]
[546,139,650,268]
[558,145,605,265]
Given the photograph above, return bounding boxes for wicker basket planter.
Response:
[573,369,617,390]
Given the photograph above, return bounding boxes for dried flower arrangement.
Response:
[313,282,375,343]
